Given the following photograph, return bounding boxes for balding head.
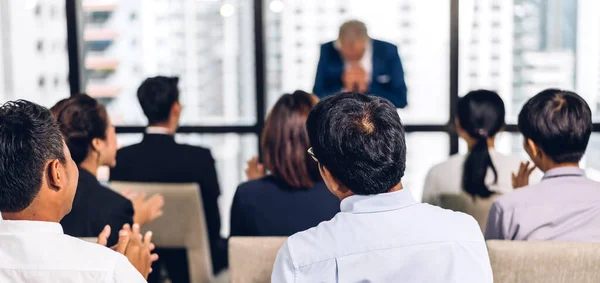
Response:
[338,20,369,62]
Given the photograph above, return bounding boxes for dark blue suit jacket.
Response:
[313,39,408,108]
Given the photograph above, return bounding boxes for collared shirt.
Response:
[423,149,542,205]
[146,126,172,135]
[335,40,373,84]
[485,167,600,241]
[0,220,146,283]
[271,189,493,283]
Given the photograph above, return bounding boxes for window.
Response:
[264,0,450,124]
[81,0,257,126]
[38,76,45,88]
[36,40,44,52]
[459,0,599,123]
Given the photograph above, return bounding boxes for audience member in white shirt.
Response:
[0,100,152,283]
[423,90,540,207]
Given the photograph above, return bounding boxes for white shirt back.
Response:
[422,149,541,205]
[272,189,493,282]
[0,220,146,283]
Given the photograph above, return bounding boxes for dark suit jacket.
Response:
[61,168,134,246]
[230,176,340,236]
[110,133,227,273]
[313,39,408,108]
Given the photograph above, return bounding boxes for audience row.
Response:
[1,77,598,282]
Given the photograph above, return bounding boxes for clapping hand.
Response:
[245,156,266,180]
[122,190,165,225]
[96,224,158,279]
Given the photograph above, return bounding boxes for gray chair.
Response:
[487,240,600,283]
[229,237,287,283]
[440,193,497,232]
[110,182,213,283]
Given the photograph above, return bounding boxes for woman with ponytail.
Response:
[423,90,539,227]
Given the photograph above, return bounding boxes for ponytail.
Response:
[462,135,497,199]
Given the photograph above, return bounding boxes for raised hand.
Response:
[123,190,165,225]
[512,161,536,189]
[245,156,265,180]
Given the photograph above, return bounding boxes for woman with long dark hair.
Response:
[230,90,340,236]
[52,94,163,245]
[423,90,539,225]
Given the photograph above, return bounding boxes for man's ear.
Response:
[321,165,350,195]
[526,138,541,158]
[47,159,63,191]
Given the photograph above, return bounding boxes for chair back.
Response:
[110,182,213,283]
[440,193,497,232]
[487,240,600,283]
[229,237,287,283]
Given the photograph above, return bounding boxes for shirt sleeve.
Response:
[112,254,147,283]
[271,241,297,283]
[484,201,506,240]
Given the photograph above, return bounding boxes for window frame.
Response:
[64,0,600,158]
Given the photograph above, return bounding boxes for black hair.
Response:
[137,76,180,124]
[306,92,406,195]
[0,100,66,212]
[51,94,108,165]
[457,90,506,198]
[518,88,592,163]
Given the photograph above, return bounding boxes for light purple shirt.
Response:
[485,167,600,241]
[272,188,493,282]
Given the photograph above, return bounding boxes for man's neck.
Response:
[79,159,99,178]
[542,162,580,173]
[147,123,175,135]
[1,202,62,223]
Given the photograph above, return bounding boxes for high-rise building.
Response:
[0,0,70,106]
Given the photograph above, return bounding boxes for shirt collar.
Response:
[543,167,586,180]
[0,220,64,234]
[341,188,417,214]
[146,126,173,135]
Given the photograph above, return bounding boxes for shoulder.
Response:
[417,203,484,240]
[373,39,397,49]
[283,214,341,267]
[116,143,142,156]
[61,235,122,267]
[491,182,543,211]
[176,143,212,157]
[236,176,278,196]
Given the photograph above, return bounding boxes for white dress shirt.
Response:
[0,220,146,283]
[271,189,493,283]
[422,149,542,205]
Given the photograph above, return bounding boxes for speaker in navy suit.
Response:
[313,20,408,108]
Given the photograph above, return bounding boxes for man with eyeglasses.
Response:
[272,92,493,282]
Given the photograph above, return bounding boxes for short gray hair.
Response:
[338,20,369,41]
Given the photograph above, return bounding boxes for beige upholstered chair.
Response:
[439,193,497,232]
[487,240,600,283]
[229,237,287,283]
[110,182,213,283]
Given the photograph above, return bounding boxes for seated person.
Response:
[272,92,492,282]
[110,76,227,276]
[231,91,340,236]
[52,95,163,246]
[423,90,539,229]
[0,100,150,282]
[486,89,600,241]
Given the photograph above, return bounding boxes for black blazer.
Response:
[230,176,340,236]
[61,168,134,246]
[110,133,226,273]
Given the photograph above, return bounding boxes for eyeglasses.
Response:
[307,147,319,163]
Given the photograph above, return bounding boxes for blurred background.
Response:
[1,0,600,236]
